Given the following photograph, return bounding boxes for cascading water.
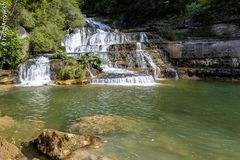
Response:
[18,56,52,86]
[63,18,161,85]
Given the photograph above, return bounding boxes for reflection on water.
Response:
[0,81,240,160]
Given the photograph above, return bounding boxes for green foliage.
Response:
[58,65,85,80]
[78,53,103,71]
[8,0,85,54]
[19,8,35,30]
[186,0,240,21]
[30,24,65,54]
[58,57,85,80]
[82,0,193,26]
[0,29,24,69]
[50,50,68,60]
[157,28,186,41]
[57,53,103,80]
[83,0,240,26]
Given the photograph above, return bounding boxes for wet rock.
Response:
[55,79,90,85]
[32,129,101,159]
[70,115,139,135]
[0,137,25,160]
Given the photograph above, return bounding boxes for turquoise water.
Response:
[0,81,240,160]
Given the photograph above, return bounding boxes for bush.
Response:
[157,28,186,41]
[19,8,35,30]
[78,53,103,71]
[57,53,103,80]
[0,28,24,69]
[30,24,65,54]
[50,50,68,60]
[58,64,85,80]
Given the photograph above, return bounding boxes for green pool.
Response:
[0,81,240,160]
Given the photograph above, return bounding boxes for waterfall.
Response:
[18,56,52,86]
[63,17,161,86]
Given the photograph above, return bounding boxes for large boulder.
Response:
[0,137,25,160]
[69,115,139,135]
[32,129,102,159]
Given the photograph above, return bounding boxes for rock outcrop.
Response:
[0,70,17,84]
[161,38,240,80]
[0,137,25,160]
[32,129,102,159]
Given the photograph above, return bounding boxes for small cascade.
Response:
[63,17,162,86]
[174,70,180,80]
[135,42,161,79]
[18,56,52,86]
[85,18,111,31]
[140,32,149,43]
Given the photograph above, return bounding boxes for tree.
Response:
[0,29,24,69]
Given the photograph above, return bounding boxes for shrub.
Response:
[0,28,24,69]
[78,53,103,71]
[19,8,35,30]
[30,24,65,54]
[56,53,103,80]
[50,50,68,60]
[58,64,85,80]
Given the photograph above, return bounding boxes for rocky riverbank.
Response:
[0,70,18,85]
[160,38,240,80]
[0,114,141,159]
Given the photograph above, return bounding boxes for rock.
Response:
[0,70,18,84]
[32,129,101,159]
[70,115,139,135]
[18,26,29,38]
[55,79,90,85]
[0,115,15,130]
[0,137,24,160]
[210,24,240,37]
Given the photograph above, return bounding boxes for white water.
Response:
[85,18,111,31]
[64,18,161,85]
[91,75,155,86]
[18,56,52,86]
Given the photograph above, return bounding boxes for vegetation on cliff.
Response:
[83,0,239,26]
[51,52,102,80]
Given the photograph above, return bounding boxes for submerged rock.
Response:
[0,115,15,130]
[69,115,139,135]
[0,115,45,145]
[32,129,102,159]
[64,149,115,160]
[0,137,25,160]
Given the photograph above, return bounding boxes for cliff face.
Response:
[163,38,240,80]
